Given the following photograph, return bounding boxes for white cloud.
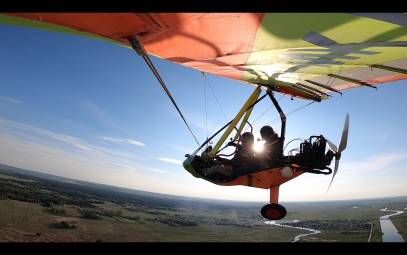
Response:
[341,152,407,173]
[82,100,119,129]
[97,135,145,147]
[0,96,20,104]
[0,117,146,164]
[0,118,99,153]
[146,167,168,174]
[126,139,145,146]
[158,157,183,164]
[105,162,137,171]
[53,134,102,153]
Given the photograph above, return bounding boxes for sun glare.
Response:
[254,142,264,152]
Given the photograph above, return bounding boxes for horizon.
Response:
[1,162,406,205]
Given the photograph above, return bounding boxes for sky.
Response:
[0,23,406,204]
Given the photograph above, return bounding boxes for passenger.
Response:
[257,125,282,170]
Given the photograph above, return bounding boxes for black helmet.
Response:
[260,125,274,138]
[241,132,254,143]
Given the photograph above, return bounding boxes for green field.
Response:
[0,199,305,242]
[0,164,406,242]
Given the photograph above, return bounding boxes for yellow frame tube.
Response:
[233,97,257,141]
[209,87,261,156]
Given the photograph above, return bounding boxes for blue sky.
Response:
[0,23,406,203]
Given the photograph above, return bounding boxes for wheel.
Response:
[261,203,287,220]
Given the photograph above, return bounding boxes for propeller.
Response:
[326,113,349,193]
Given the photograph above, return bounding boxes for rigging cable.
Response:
[250,93,285,126]
[202,72,228,136]
[265,100,315,128]
[202,72,228,121]
[251,93,315,133]
[202,72,209,141]
[128,35,200,146]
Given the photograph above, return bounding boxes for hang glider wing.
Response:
[1,13,406,101]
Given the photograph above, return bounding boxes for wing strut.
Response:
[128,34,200,146]
[265,87,286,160]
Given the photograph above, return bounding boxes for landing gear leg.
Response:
[261,186,287,220]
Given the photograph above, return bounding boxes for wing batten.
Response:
[327,74,377,89]
[296,83,331,98]
[291,84,323,101]
[372,64,407,75]
[305,80,343,95]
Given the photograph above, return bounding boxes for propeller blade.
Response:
[326,114,349,193]
[338,113,349,153]
[326,158,339,193]
[326,139,337,153]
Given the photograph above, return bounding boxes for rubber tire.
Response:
[261,203,287,220]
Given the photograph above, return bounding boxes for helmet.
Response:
[241,132,254,143]
[260,125,274,138]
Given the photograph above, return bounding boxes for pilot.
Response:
[202,132,256,178]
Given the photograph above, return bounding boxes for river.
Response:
[264,207,405,242]
[379,208,405,242]
[264,220,321,242]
